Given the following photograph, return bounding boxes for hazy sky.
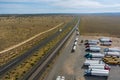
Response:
[0,0,120,14]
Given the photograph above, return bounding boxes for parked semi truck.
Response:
[84,60,104,66]
[88,65,111,70]
[99,37,112,42]
[85,40,99,43]
[84,41,98,45]
[90,64,107,66]
[85,45,99,48]
[85,47,101,52]
[104,52,120,57]
[85,53,104,58]
[104,48,120,52]
[84,69,109,77]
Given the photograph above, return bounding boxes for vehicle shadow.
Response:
[81,64,88,69]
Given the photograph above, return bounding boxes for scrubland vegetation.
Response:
[0,16,73,50]
[1,17,77,80]
[0,16,73,66]
[79,15,120,37]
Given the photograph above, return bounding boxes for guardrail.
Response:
[22,18,80,80]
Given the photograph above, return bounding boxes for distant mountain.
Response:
[0,13,120,17]
[88,13,120,16]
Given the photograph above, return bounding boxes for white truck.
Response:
[85,45,99,48]
[90,64,106,66]
[85,41,98,45]
[104,48,120,52]
[101,42,112,46]
[99,37,112,42]
[104,52,120,57]
[71,45,77,52]
[84,59,104,66]
[84,69,109,77]
[85,40,99,43]
[85,53,104,58]
[99,37,112,46]
[85,47,101,52]
[88,65,111,70]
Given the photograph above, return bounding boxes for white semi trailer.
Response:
[85,40,99,43]
[99,37,112,42]
[85,47,101,52]
[85,53,104,58]
[85,41,98,45]
[84,69,109,77]
[104,52,120,57]
[90,64,106,66]
[104,48,120,52]
[88,65,111,70]
[84,60,104,66]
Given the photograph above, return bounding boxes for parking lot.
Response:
[82,36,120,80]
[45,33,120,80]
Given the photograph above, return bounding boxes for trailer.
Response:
[88,65,111,70]
[85,41,98,45]
[84,60,104,66]
[89,69,109,72]
[84,69,109,77]
[85,47,101,52]
[105,52,120,57]
[85,40,99,43]
[90,64,106,66]
[85,45,99,48]
[104,48,120,52]
[88,58,103,60]
[85,53,104,58]
[101,42,112,46]
[99,37,112,42]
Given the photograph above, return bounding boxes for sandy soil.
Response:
[0,23,63,54]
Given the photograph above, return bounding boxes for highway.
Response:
[22,18,80,80]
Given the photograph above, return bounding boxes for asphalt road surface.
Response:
[45,32,120,80]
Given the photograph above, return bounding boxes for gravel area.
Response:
[45,34,120,80]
